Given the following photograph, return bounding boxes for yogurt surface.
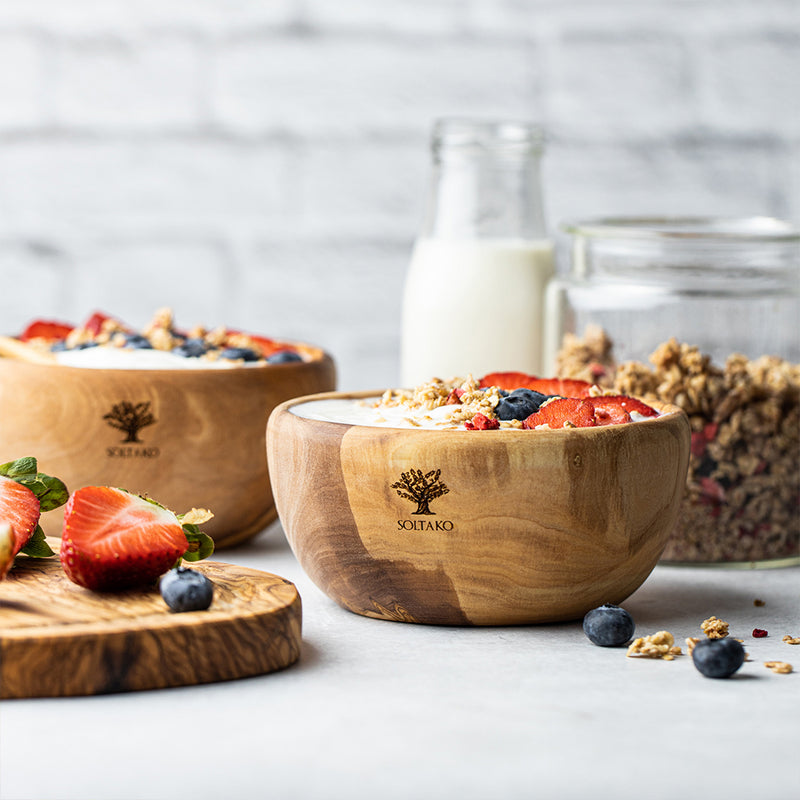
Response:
[54,348,265,370]
[290,368,662,432]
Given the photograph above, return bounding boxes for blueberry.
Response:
[121,333,153,350]
[159,567,214,613]
[73,341,100,350]
[219,346,260,362]
[495,388,549,421]
[582,603,635,647]
[172,338,208,358]
[266,350,303,364]
[691,638,745,679]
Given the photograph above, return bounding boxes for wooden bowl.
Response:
[0,346,335,548]
[267,391,691,625]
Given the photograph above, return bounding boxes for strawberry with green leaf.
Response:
[0,457,69,579]
[60,486,214,591]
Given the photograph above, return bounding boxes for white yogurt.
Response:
[53,347,265,370]
[290,398,459,429]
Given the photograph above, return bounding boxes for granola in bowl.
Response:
[556,326,800,565]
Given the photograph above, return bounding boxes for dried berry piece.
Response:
[464,413,500,431]
[752,629,768,638]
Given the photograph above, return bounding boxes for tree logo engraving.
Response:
[391,468,449,515]
[103,401,157,443]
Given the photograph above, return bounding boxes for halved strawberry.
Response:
[0,523,14,579]
[0,477,41,580]
[0,457,69,579]
[18,319,74,342]
[588,395,658,419]
[478,372,593,398]
[523,398,597,429]
[60,487,214,591]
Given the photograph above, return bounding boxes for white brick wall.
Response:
[0,0,798,389]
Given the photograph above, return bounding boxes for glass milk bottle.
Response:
[400,119,554,387]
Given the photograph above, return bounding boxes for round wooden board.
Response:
[0,547,302,698]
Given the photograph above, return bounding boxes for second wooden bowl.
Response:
[0,347,335,548]
[267,391,691,625]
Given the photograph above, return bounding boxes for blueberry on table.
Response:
[219,346,260,362]
[266,350,303,364]
[691,638,745,679]
[172,338,208,358]
[582,603,635,646]
[160,567,214,613]
[495,388,549,421]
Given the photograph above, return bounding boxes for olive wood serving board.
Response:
[0,546,301,699]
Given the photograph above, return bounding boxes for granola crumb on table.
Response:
[627,630,682,660]
[556,327,800,564]
[701,616,730,639]
[764,661,793,674]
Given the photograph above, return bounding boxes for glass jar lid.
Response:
[561,216,800,242]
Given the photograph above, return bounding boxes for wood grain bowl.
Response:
[0,346,335,548]
[267,391,691,626]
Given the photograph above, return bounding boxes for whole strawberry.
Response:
[60,486,214,591]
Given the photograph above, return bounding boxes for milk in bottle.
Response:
[400,119,554,386]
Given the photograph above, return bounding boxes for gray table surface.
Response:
[1,521,797,800]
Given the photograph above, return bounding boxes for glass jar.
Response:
[400,118,554,387]
[545,217,800,567]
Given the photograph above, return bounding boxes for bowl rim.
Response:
[274,388,687,436]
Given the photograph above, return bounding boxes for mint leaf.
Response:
[0,457,38,480]
[19,526,55,558]
[0,457,69,511]
[182,524,214,562]
[21,474,69,512]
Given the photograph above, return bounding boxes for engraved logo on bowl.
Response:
[103,401,160,459]
[392,468,454,531]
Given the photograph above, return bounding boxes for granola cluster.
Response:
[556,327,800,564]
[376,377,513,429]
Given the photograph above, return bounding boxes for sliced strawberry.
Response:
[588,395,658,419]
[249,334,295,358]
[82,311,116,336]
[18,319,74,342]
[478,372,593,398]
[0,476,41,579]
[531,378,593,398]
[478,371,538,391]
[591,402,632,426]
[523,398,597,429]
[587,396,634,426]
[61,486,190,591]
